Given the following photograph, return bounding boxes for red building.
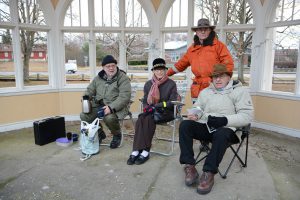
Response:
[0,44,47,61]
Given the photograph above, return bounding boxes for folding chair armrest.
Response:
[235,123,251,140]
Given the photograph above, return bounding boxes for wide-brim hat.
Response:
[191,18,216,31]
[210,63,233,77]
[151,58,168,71]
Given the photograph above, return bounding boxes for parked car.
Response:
[65,60,78,73]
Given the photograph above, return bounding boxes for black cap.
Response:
[101,55,117,66]
[151,58,167,71]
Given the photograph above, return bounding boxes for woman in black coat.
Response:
[127,58,178,165]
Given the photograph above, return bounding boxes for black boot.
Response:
[110,133,122,149]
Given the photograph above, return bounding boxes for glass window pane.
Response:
[95,0,119,27]
[64,0,88,27]
[126,33,149,83]
[165,0,188,27]
[164,32,188,81]
[0,28,15,88]
[18,0,46,25]
[125,0,148,27]
[193,0,220,26]
[0,0,11,22]
[95,32,119,72]
[227,0,253,24]
[275,0,300,22]
[64,32,89,84]
[226,31,253,86]
[271,25,299,92]
[20,30,48,86]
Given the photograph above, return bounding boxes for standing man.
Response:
[167,18,234,99]
[80,55,131,149]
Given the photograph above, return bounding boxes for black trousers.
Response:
[179,120,239,174]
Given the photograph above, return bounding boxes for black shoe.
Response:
[110,134,122,149]
[98,129,106,145]
[127,155,138,165]
[135,154,150,165]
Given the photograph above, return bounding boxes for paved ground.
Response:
[0,121,281,200]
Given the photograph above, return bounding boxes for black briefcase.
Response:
[33,116,66,146]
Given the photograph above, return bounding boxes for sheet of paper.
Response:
[206,123,217,133]
[187,107,203,115]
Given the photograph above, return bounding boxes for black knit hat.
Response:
[101,55,117,66]
[151,58,167,71]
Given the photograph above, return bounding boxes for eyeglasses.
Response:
[212,73,228,79]
[104,64,117,68]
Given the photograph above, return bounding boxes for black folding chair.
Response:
[195,124,251,179]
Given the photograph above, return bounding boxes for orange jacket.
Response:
[167,38,233,98]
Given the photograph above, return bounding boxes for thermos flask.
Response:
[82,96,91,113]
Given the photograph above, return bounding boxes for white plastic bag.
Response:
[79,118,100,161]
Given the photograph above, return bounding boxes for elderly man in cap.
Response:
[167,18,234,99]
[80,55,131,149]
[179,63,253,194]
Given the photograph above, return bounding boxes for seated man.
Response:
[179,63,254,194]
[80,55,131,149]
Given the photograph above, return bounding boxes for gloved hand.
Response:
[143,105,155,113]
[82,95,90,100]
[207,115,228,129]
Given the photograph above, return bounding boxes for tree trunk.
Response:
[23,54,30,82]
[238,56,245,83]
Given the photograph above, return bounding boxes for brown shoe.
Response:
[184,164,199,186]
[197,172,215,194]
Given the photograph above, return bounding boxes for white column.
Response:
[295,41,300,95]
[119,0,126,71]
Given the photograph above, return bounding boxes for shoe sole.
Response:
[196,182,214,195]
[135,157,149,165]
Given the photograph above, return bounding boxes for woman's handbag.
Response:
[153,110,174,124]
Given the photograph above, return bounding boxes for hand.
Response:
[143,105,155,113]
[82,95,90,100]
[102,105,111,115]
[207,115,228,129]
[187,113,198,121]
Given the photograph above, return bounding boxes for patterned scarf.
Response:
[147,74,169,105]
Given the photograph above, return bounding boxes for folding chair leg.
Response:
[121,113,135,137]
[195,143,209,165]
[218,135,248,179]
[195,135,249,179]
[150,120,177,156]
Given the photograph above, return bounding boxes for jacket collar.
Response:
[209,80,242,94]
[191,38,218,52]
[98,67,120,82]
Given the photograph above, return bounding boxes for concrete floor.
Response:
[0,121,282,200]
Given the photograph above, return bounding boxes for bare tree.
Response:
[226,0,253,83]
[18,0,45,82]
[195,0,253,83]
